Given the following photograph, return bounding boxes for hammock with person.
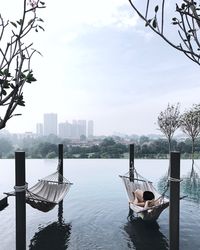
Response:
[119,168,169,221]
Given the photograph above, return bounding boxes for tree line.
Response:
[0,135,200,159]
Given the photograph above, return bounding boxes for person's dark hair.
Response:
[143,191,155,201]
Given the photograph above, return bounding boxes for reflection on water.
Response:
[29,221,71,250]
[29,202,71,250]
[157,174,169,197]
[124,217,169,250]
[181,169,200,201]
[1,159,200,250]
[157,164,200,203]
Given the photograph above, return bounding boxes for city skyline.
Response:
[2,1,200,136]
[35,113,94,139]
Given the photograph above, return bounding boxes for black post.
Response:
[58,144,63,224]
[169,152,180,250]
[15,151,26,250]
[58,144,63,182]
[129,144,134,182]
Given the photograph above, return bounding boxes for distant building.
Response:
[43,113,57,136]
[78,120,86,138]
[58,122,67,138]
[36,123,43,136]
[88,120,94,138]
[65,121,72,138]
[71,120,78,139]
[41,115,93,139]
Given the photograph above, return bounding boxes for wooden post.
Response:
[58,144,63,224]
[15,152,26,250]
[129,144,134,182]
[169,152,180,250]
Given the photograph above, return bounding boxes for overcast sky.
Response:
[1,0,200,136]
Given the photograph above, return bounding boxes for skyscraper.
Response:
[36,123,43,136]
[43,113,57,136]
[58,122,67,138]
[78,120,86,138]
[88,120,94,138]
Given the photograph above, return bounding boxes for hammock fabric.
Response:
[5,171,72,213]
[26,171,72,212]
[120,171,169,221]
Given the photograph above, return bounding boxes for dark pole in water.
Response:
[58,144,63,183]
[15,151,26,250]
[58,144,63,224]
[129,144,134,182]
[169,152,180,250]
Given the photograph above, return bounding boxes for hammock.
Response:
[119,170,169,221]
[5,170,73,213]
[26,171,73,212]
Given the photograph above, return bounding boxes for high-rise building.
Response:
[43,113,57,136]
[88,120,94,138]
[78,120,86,138]
[71,120,78,139]
[66,121,72,138]
[36,123,43,136]
[58,122,67,138]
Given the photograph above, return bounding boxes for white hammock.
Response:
[26,171,73,212]
[119,172,169,221]
[5,170,73,213]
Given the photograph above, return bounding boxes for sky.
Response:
[1,0,200,136]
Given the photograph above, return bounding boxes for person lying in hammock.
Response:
[130,189,156,208]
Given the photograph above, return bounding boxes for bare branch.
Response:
[128,0,200,65]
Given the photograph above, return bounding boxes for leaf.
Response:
[181,3,185,9]
[37,18,44,22]
[152,19,157,28]
[40,1,45,5]
[17,95,25,106]
[188,29,196,33]
[38,25,45,31]
[187,34,191,41]
[3,69,11,77]
[26,72,37,83]
[155,5,159,13]
[28,19,34,25]
[10,21,17,28]
[17,19,23,25]
[23,69,29,73]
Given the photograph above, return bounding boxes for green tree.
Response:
[100,137,116,147]
[37,142,57,158]
[46,151,57,159]
[0,138,13,157]
[0,0,45,129]
[180,104,200,174]
[158,103,180,156]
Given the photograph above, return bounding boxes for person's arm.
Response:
[129,197,145,207]
[136,201,145,207]
[144,199,155,209]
